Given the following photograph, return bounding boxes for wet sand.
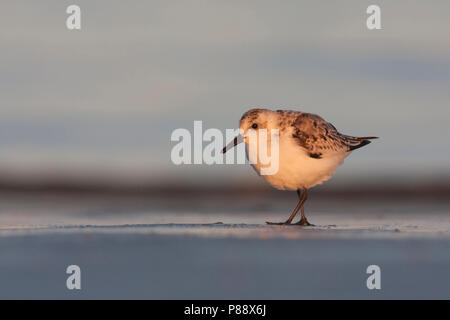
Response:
[1,192,450,299]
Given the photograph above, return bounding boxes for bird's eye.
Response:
[252,123,258,129]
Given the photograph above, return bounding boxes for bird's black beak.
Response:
[221,135,244,154]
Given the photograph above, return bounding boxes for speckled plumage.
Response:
[291,112,375,158]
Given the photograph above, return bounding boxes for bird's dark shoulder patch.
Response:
[308,152,322,159]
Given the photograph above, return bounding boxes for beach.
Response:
[1,190,449,299]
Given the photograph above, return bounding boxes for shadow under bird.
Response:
[222,108,378,226]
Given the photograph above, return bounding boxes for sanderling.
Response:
[222,108,378,226]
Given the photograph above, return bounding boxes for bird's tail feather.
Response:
[354,136,379,140]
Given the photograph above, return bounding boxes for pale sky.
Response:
[1,1,449,184]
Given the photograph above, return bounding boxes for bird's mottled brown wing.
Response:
[291,113,372,159]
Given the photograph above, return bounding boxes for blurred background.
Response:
[1,0,449,192]
[0,0,449,202]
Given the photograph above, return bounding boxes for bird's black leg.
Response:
[266,189,306,225]
[294,188,314,226]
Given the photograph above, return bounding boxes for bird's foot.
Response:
[266,220,291,225]
[294,218,315,226]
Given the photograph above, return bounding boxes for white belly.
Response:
[248,140,347,190]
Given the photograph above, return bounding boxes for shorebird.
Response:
[222,108,377,226]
